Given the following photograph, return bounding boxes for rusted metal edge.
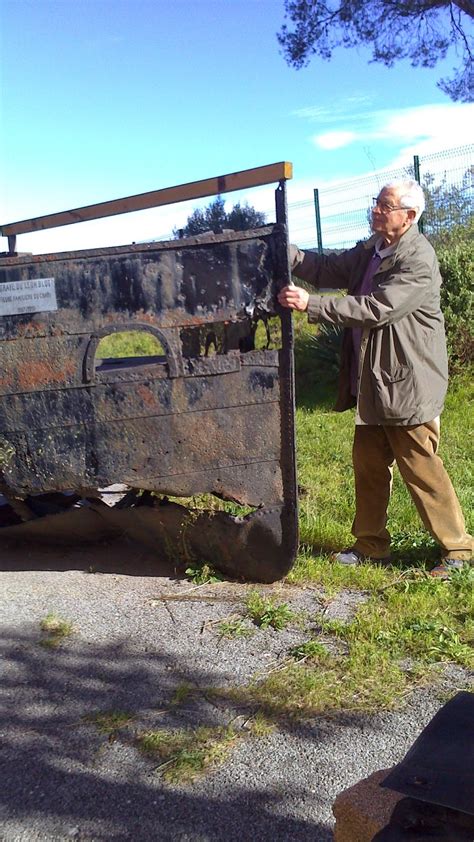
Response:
[274,180,299,558]
[0,224,283,265]
[381,691,474,815]
[0,163,293,237]
[0,501,296,583]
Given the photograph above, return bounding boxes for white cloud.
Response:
[309,103,474,154]
[314,131,357,150]
[293,95,374,122]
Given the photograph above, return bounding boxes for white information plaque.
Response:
[0,277,58,316]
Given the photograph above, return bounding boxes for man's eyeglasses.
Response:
[372,198,412,214]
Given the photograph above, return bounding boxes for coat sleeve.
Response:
[306,252,437,328]
[291,244,357,290]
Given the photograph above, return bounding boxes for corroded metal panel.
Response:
[0,221,297,580]
[0,229,279,337]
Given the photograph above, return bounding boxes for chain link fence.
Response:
[291,144,473,251]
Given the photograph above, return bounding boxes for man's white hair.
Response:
[384,179,425,223]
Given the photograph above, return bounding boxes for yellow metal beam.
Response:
[1,162,293,236]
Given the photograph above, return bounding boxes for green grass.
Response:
[97,331,164,358]
[216,569,473,722]
[245,591,294,630]
[84,710,135,733]
[39,613,73,648]
[361,568,474,667]
[227,650,412,718]
[137,714,275,784]
[286,546,392,591]
[170,684,195,706]
[137,725,240,783]
[223,319,473,723]
[218,616,254,639]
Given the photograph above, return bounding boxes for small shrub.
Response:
[435,221,474,371]
[185,562,223,585]
[310,323,343,380]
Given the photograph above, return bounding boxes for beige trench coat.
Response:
[291,223,449,425]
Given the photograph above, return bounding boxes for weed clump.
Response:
[84,710,135,734]
[245,591,294,630]
[185,562,223,585]
[290,640,330,661]
[39,613,73,648]
[218,617,254,639]
[138,725,239,783]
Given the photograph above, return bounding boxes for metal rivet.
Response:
[409,776,427,786]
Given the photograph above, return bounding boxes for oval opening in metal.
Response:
[95,330,167,372]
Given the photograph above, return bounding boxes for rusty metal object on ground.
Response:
[1,497,295,583]
[372,797,474,840]
[379,690,474,822]
[0,165,298,581]
[333,693,474,841]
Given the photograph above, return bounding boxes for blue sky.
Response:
[1,0,472,253]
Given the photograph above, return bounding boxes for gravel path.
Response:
[0,539,471,841]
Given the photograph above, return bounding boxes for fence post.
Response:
[313,188,323,254]
[413,155,425,233]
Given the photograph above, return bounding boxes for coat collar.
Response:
[363,223,420,273]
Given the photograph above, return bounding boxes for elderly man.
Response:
[278,179,472,577]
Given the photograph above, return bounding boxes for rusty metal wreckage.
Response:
[3,165,474,837]
[0,163,298,582]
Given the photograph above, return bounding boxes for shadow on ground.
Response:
[0,622,395,842]
[0,537,179,578]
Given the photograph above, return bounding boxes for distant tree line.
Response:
[173,196,266,238]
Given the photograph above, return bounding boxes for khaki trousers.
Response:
[352,421,473,561]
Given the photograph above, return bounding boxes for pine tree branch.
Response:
[451,0,474,19]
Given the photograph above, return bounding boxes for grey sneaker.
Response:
[430,558,467,579]
[333,548,390,566]
[334,548,365,565]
